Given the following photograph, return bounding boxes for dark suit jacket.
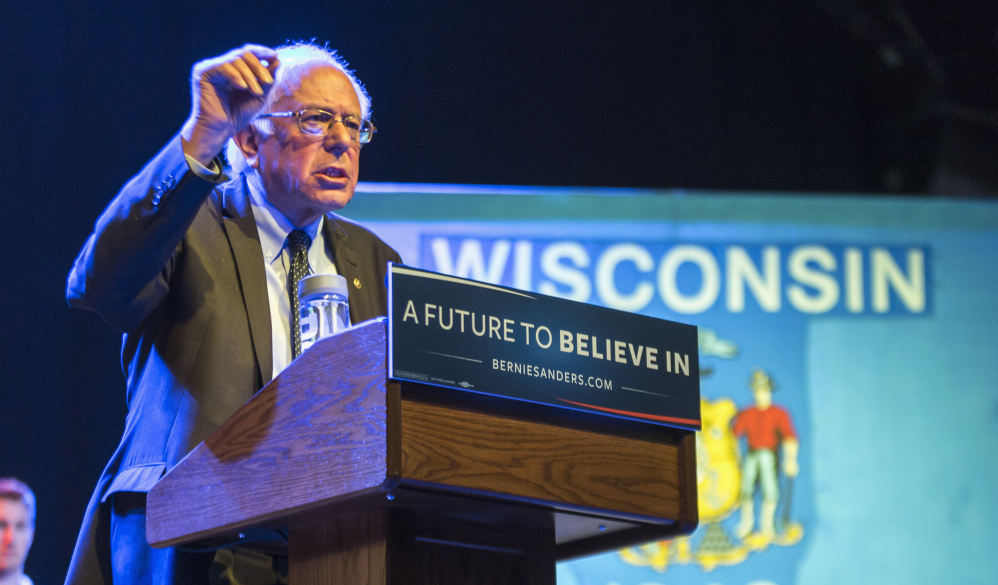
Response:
[64,135,400,584]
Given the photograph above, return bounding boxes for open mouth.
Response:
[320,167,347,179]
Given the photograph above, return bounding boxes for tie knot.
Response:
[287,229,312,255]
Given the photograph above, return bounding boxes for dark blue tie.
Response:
[286,229,312,359]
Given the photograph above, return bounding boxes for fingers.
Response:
[239,43,277,62]
[214,62,251,92]
[242,52,275,90]
[197,45,280,96]
[238,45,280,88]
[230,57,264,96]
[265,56,280,76]
[240,44,280,71]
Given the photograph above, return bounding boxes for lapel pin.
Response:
[353,278,362,289]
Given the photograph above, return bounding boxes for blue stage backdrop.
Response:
[340,184,998,585]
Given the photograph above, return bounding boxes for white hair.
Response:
[225,41,371,174]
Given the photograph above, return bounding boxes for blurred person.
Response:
[732,369,799,541]
[65,41,400,585]
[0,478,35,585]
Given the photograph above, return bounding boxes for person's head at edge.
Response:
[0,478,34,582]
[227,43,372,228]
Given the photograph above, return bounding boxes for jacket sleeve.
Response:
[66,135,220,332]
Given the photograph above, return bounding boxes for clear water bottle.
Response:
[298,274,350,353]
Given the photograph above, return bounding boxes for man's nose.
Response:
[0,527,12,546]
[323,121,353,154]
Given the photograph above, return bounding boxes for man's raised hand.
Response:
[181,45,281,166]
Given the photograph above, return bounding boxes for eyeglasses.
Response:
[256,109,377,144]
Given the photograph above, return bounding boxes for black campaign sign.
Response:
[387,264,701,430]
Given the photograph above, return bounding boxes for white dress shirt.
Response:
[244,171,339,380]
[183,154,341,379]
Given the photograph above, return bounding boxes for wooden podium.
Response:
[147,318,698,584]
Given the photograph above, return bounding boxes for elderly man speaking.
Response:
[65,43,400,585]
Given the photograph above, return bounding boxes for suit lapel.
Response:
[323,214,366,324]
[221,177,273,385]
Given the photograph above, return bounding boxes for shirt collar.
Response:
[245,171,324,265]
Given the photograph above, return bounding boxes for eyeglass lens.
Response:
[299,110,373,143]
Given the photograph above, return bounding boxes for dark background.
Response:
[1,0,996,582]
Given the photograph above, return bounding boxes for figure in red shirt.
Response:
[732,369,799,540]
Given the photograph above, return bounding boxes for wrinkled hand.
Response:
[180,44,280,165]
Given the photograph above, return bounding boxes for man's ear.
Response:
[233,124,262,169]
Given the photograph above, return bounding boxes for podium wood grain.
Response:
[399,398,681,519]
[147,322,392,546]
[147,318,698,584]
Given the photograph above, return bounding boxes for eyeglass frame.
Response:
[255,109,377,144]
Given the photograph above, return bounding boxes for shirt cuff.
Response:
[184,153,226,183]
